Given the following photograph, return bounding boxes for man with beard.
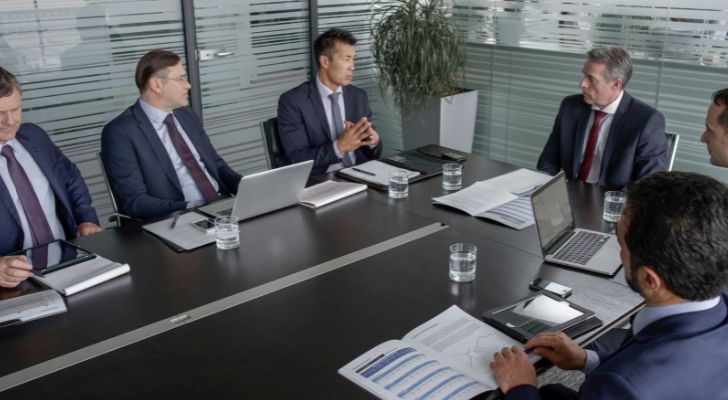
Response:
[490,171,728,400]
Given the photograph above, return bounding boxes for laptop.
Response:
[198,160,313,221]
[530,171,622,275]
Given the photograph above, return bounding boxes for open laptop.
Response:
[530,171,622,275]
[198,160,313,221]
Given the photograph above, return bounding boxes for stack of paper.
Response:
[0,290,67,327]
[298,180,367,209]
[338,160,420,187]
[32,256,130,296]
[433,168,552,230]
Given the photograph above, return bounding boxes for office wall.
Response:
[455,0,728,181]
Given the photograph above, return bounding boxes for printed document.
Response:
[433,169,551,230]
[339,306,531,400]
[298,180,367,209]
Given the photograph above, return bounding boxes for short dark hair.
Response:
[0,67,21,97]
[711,88,728,132]
[135,49,181,92]
[623,171,728,300]
[313,28,357,67]
[586,47,633,88]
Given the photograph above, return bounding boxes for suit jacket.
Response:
[505,294,728,400]
[101,101,241,219]
[277,80,383,176]
[0,124,99,255]
[537,92,668,189]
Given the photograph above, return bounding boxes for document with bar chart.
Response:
[339,306,529,400]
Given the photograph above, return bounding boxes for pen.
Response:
[352,167,376,176]
[170,214,181,229]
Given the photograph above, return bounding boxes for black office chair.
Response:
[259,117,289,169]
[665,132,680,171]
[96,152,138,227]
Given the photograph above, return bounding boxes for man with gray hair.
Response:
[537,47,668,189]
[700,88,728,167]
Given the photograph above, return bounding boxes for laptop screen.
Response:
[531,172,575,251]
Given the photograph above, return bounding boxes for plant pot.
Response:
[401,89,478,152]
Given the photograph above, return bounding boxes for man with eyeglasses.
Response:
[102,49,241,219]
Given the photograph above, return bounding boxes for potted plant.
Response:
[371,0,478,152]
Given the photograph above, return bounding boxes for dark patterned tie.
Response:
[162,114,218,203]
[578,110,607,181]
[2,145,54,266]
[329,92,354,167]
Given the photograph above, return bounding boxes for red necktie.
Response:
[163,114,218,203]
[578,111,607,182]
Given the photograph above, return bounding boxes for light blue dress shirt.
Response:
[0,140,66,250]
[138,99,218,205]
[583,296,721,374]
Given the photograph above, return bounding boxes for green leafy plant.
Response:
[371,0,465,116]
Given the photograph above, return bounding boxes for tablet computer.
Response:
[481,292,597,342]
[10,239,96,277]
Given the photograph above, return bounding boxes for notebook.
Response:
[198,160,313,220]
[530,172,622,275]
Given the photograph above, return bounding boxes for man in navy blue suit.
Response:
[102,49,242,219]
[537,47,668,189]
[700,88,728,168]
[490,171,728,400]
[0,67,102,288]
[277,28,382,176]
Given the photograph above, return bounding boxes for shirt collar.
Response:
[139,98,171,126]
[316,74,343,99]
[591,90,624,115]
[632,296,721,335]
[0,138,21,154]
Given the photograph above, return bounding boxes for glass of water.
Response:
[442,163,463,191]
[388,170,409,199]
[603,191,627,222]
[214,215,240,250]
[449,243,477,283]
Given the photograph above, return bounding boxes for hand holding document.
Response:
[339,306,529,400]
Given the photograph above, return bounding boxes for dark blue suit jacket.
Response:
[1,124,99,255]
[505,294,728,400]
[101,101,241,219]
[537,92,668,189]
[277,80,383,176]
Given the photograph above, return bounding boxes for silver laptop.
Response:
[530,171,622,276]
[198,160,313,221]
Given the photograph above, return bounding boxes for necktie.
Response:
[2,145,54,266]
[329,92,354,167]
[163,114,218,203]
[578,110,608,182]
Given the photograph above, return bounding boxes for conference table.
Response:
[0,153,642,399]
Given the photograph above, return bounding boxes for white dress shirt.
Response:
[0,140,66,250]
[138,99,219,205]
[579,91,624,184]
[315,75,356,172]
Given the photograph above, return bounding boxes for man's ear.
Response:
[612,78,623,91]
[319,54,330,70]
[640,266,664,292]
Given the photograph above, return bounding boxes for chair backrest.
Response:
[260,117,289,169]
[665,132,680,171]
[96,152,128,227]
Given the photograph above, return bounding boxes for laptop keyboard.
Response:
[553,231,610,265]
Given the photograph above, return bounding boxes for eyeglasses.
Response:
[156,74,189,83]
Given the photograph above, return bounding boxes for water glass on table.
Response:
[388,170,409,199]
[449,243,477,283]
[603,191,627,222]
[442,163,463,191]
[215,215,240,250]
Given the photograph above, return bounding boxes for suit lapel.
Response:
[309,80,333,139]
[600,92,632,179]
[131,102,183,193]
[173,109,220,185]
[0,173,22,230]
[16,131,71,217]
[572,104,592,174]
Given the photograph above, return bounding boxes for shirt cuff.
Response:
[333,142,344,159]
[582,349,600,375]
